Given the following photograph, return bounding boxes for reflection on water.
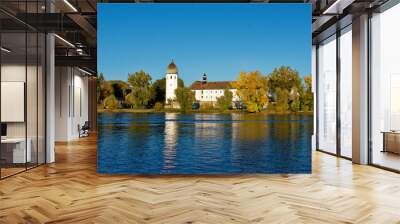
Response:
[97,112,313,174]
[164,113,177,170]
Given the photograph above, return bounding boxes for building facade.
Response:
[165,62,239,106]
[190,74,239,104]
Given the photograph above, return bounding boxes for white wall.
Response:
[193,89,239,102]
[55,67,89,141]
[1,63,46,164]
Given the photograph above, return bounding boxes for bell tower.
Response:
[165,60,178,104]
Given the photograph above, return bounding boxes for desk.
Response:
[382,131,400,154]
[1,138,31,163]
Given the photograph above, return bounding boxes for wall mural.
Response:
[97,3,312,174]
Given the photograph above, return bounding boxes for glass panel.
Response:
[26,0,39,169]
[1,31,27,177]
[27,31,38,169]
[317,35,337,154]
[340,26,352,158]
[371,3,400,171]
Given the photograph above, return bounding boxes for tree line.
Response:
[97,66,313,113]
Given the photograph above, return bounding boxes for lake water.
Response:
[97,112,313,174]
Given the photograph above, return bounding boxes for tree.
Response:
[302,75,313,111]
[103,95,119,109]
[127,70,153,108]
[275,88,289,112]
[267,66,302,93]
[97,73,105,104]
[151,77,184,104]
[216,89,233,111]
[236,71,269,113]
[109,80,129,101]
[289,87,301,112]
[175,87,195,113]
[125,92,135,108]
[97,74,113,104]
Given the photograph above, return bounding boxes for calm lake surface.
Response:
[97,112,313,174]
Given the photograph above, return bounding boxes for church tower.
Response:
[165,60,178,104]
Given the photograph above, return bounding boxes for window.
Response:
[340,26,352,158]
[317,34,337,154]
[370,3,400,171]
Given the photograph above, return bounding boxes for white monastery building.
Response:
[165,61,239,105]
[190,73,239,103]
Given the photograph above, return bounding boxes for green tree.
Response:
[302,75,313,111]
[275,88,289,112]
[216,89,233,111]
[267,66,302,93]
[103,95,119,109]
[289,87,301,112]
[151,77,184,104]
[124,92,135,108]
[97,74,113,104]
[236,71,269,113]
[127,70,153,108]
[97,73,105,104]
[175,87,195,113]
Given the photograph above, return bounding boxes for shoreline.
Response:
[97,108,313,115]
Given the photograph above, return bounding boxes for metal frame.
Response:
[336,27,341,157]
[367,10,373,166]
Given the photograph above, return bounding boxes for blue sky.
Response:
[98,4,311,85]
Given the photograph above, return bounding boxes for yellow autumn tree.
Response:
[236,71,269,113]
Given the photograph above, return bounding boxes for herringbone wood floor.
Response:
[1,136,400,224]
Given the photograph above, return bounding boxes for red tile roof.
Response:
[190,81,236,90]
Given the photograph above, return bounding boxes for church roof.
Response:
[190,81,236,90]
[167,61,178,74]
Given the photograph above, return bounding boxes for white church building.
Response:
[165,61,179,104]
[165,61,239,106]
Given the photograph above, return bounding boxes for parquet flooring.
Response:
[1,135,400,223]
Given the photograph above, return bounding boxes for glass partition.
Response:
[339,26,352,158]
[370,3,400,171]
[27,31,38,169]
[0,1,46,179]
[1,31,28,177]
[317,34,337,154]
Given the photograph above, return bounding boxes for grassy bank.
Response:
[97,107,313,115]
